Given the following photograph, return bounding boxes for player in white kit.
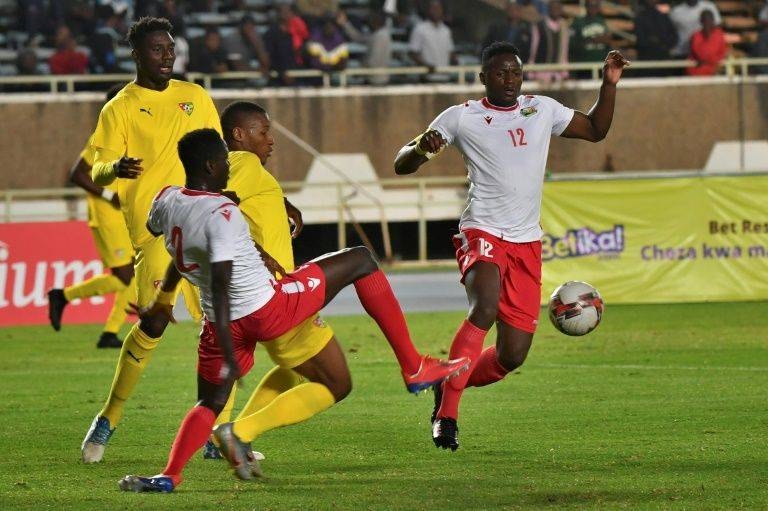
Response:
[394,41,629,451]
[119,129,469,492]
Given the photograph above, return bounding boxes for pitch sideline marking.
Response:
[532,363,768,372]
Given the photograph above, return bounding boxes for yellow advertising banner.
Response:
[541,174,768,304]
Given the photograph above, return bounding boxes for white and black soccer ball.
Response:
[548,281,604,336]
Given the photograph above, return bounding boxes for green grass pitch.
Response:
[1,303,767,510]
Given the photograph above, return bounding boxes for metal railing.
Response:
[1,57,767,92]
[4,169,768,261]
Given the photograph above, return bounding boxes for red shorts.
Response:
[453,229,542,333]
[197,263,327,384]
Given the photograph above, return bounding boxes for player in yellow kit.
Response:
[47,85,136,349]
[80,16,221,463]
[198,102,462,470]
[202,100,329,460]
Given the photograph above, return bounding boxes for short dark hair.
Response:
[128,16,173,49]
[220,101,268,143]
[178,129,225,176]
[481,41,521,68]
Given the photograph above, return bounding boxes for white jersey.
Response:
[430,95,574,242]
[147,186,276,322]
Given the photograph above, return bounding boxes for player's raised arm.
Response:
[393,129,447,175]
[561,50,630,142]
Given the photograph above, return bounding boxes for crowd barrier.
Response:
[2,172,767,326]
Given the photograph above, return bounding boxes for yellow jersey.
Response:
[80,135,122,229]
[226,150,295,271]
[90,79,221,247]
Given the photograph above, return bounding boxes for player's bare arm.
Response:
[211,260,241,401]
[393,129,447,175]
[69,157,121,208]
[561,50,630,142]
[284,198,303,238]
[254,240,286,277]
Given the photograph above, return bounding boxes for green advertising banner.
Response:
[540,174,768,304]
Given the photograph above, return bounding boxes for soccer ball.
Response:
[548,281,604,336]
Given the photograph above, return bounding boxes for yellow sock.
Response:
[64,274,125,302]
[99,325,160,426]
[235,366,304,421]
[179,280,204,323]
[232,382,335,443]
[103,278,135,334]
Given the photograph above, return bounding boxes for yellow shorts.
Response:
[134,235,203,321]
[262,314,334,369]
[134,236,178,307]
[92,222,134,268]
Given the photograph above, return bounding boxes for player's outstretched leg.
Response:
[212,423,255,481]
[118,475,175,493]
[81,415,115,464]
[312,246,470,393]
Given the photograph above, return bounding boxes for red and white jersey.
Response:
[147,186,276,322]
[430,95,574,242]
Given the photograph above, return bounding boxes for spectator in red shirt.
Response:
[686,9,726,75]
[49,25,89,74]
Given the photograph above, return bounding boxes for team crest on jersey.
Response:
[178,102,194,116]
[521,106,538,117]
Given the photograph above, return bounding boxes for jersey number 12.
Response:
[508,128,527,147]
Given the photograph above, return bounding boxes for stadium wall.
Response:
[1,80,766,189]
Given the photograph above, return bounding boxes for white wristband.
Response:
[101,189,115,202]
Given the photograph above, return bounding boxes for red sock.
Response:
[162,405,216,485]
[354,270,421,375]
[436,320,488,420]
[466,346,509,387]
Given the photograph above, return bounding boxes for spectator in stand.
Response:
[65,0,97,40]
[295,0,339,28]
[89,3,126,74]
[264,3,310,86]
[669,0,721,59]
[337,9,392,85]
[686,9,726,76]
[482,1,533,63]
[49,25,89,74]
[171,16,189,76]
[518,0,546,24]
[18,0,55,41]
[224,14,271,75]
[306,13,349,73]
[633,0,678,76]
[408,0,457,82]
[570,0,611,77]
[189,26,230,73]
[16,47,40,74]
[158,0,186,33]
[528,0,570,84]
[753,6,768,74]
